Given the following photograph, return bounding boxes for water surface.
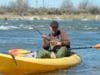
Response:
[0,20,100,75]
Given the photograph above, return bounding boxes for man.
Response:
[37,21,71,58]
[8,21,71,58]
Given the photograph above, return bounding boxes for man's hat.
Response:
[50,21,59,28]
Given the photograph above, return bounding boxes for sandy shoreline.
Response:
[0,14,100,21]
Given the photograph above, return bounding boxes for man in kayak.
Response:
[8,21,71,58]
[37,21,71,58]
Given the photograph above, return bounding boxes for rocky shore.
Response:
[0,14,100,21]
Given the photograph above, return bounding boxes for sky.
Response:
[0,0,100,8]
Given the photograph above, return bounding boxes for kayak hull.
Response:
[0,53,81,75]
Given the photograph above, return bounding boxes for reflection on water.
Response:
[26,70,69,75]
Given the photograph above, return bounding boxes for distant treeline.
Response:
[0,0,100,15]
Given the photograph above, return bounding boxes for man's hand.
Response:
[42,35,49,40]
[50,41,62,46]
[56,41,62,46]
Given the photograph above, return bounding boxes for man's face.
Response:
[49,25,58,33]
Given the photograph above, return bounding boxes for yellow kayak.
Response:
[0,52,81,75]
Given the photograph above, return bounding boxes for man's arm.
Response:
[42,35,50,49]
[61,31,70,47]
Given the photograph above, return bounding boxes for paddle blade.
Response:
[92,44,100,49]
[8,48,30,56]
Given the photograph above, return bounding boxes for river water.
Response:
[0,20,100,75]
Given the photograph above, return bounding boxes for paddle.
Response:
[8,48,31,56]
[7,44,100,56]
[70,44,100,50]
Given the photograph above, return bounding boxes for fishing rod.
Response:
[0,16,43,66]
[22,16,43,35]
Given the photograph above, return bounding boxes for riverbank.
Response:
[0,14,100,21]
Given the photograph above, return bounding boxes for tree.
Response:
[78,0,100,14]
[9,0,29,15]
[78,0,89,11]
[87,5,100,14]
[60,0,74,13]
